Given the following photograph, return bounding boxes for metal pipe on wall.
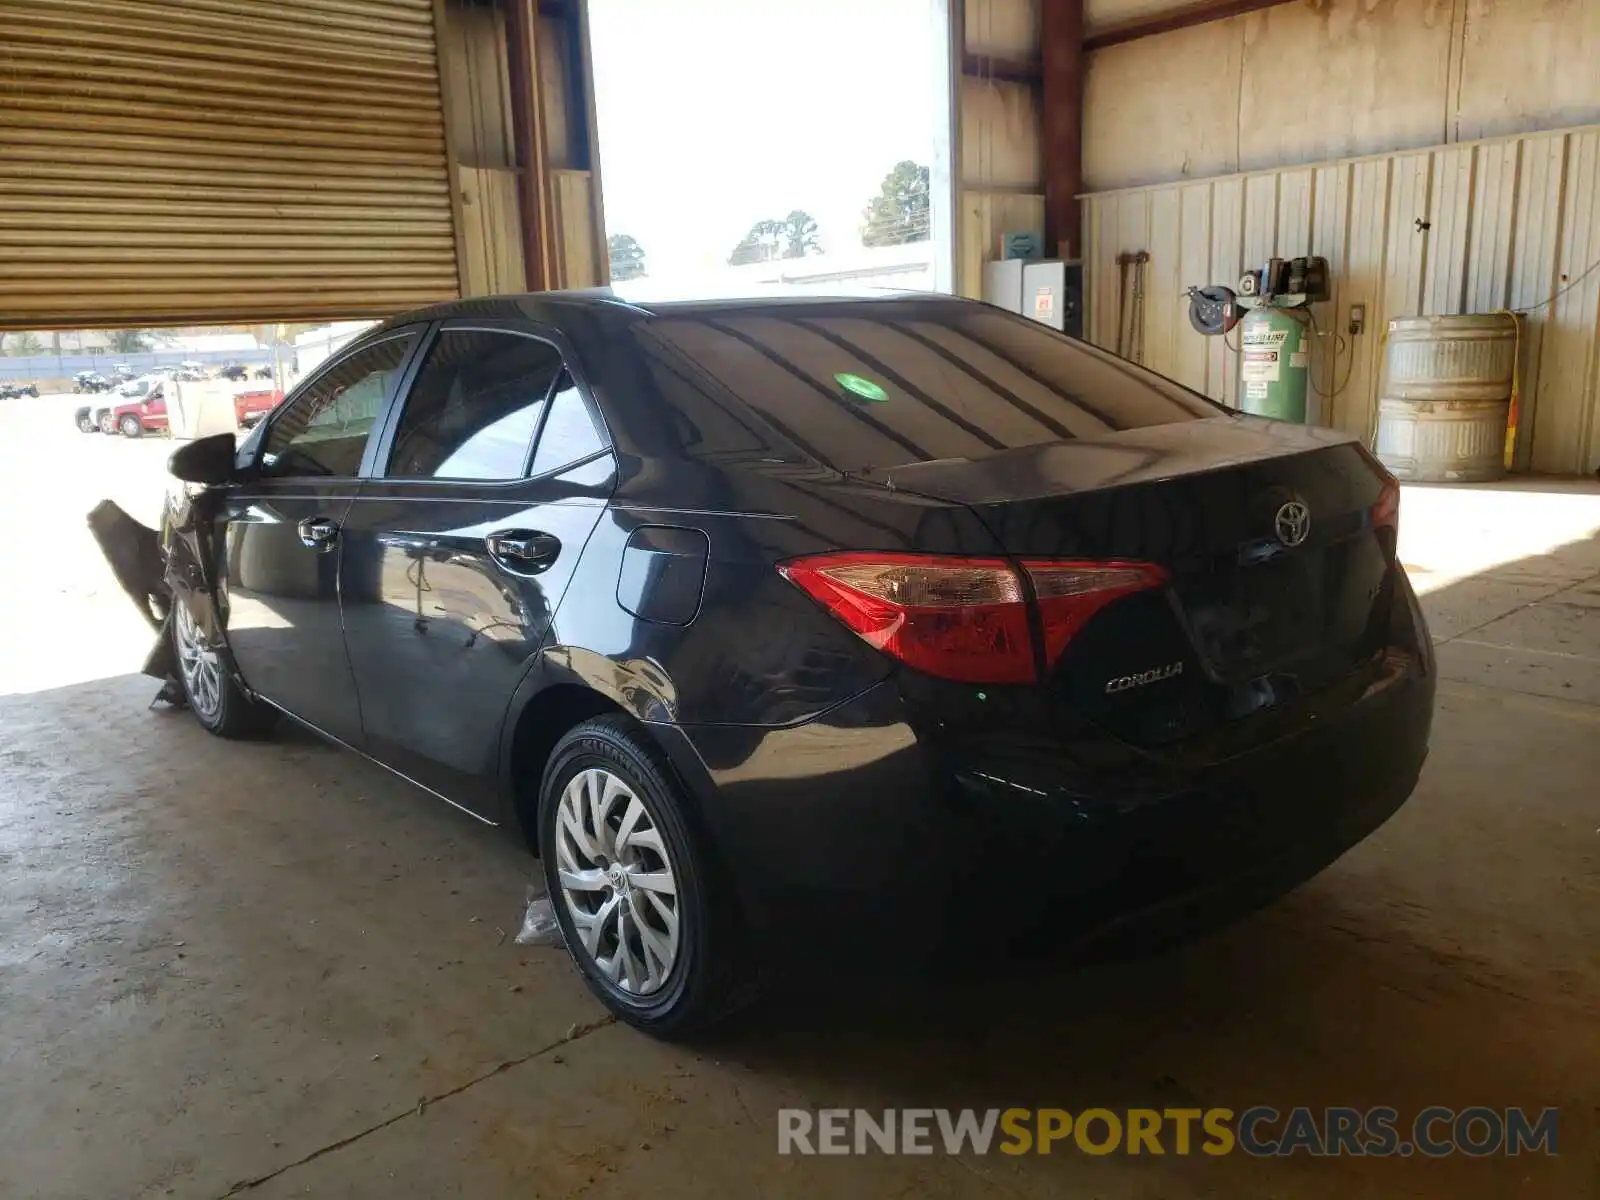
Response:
[1041,0,1085,261]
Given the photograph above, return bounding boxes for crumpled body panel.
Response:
[86,490,228,696]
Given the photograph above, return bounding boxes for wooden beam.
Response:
[430,0,471,299]
[505,0,558,291]
[1084,0,1297,52]
[1040,0,1084,260]
[961,52,1041,87]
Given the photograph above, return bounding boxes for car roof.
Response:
[367,288,974,339]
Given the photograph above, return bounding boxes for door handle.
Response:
[297,516,340,552]
[485,529,561,575]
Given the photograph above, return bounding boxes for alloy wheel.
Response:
[554,767,681,995]
[173,601,224,723]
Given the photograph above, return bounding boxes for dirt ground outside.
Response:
[1,390,1597,1198]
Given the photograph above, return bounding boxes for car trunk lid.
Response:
[880,416,1399,749]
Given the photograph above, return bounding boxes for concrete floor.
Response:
[2,392,1597,1198]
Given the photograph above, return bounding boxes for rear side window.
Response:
[386,330,564,480]
[634,306,1218,473]
[529,373,606,475]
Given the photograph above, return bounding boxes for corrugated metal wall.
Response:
[0,0,460,329]
[1084,123,1600,476]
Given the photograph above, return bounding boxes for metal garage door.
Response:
[0,0,461,330]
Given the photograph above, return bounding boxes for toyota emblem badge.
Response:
[1275,500,1311,547]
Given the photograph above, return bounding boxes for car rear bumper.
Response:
[653,644,1433,953]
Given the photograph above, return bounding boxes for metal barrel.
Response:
[1374,313,1518,482]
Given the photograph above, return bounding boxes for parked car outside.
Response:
[113,378,282,437]
[113,381,167,437]
[232,386,283,427]
[217,363,249,382]
[0,382,40,399]
[71,404,118,434]
[106,375,163,436]
[96,293,1434,1037]
[73,370,112,394]
[111,363,138,383]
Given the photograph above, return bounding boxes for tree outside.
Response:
[105,329,152,354]
[607,233,647,281]
[729,212,821,265]
[4,332,44,356]
[861,160,931,247]
[728,219,786,266]
[781,211,821,259]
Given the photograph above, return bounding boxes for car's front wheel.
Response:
[119,414,142,438]
[171,600,276,737]
[97,411,115,434]
[75,411,95,433]
[540,714,752,1036]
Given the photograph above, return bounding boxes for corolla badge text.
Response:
[1104,662,1184,694]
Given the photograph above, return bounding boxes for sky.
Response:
[587,0,939,279]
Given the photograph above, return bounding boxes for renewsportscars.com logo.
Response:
[777,1106,1559,1158]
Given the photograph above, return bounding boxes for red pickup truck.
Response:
[114,383,283,438]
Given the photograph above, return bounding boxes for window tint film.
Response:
[262,335,416,477]
[635,306,1218,473]
[529,373,606,475]
[386,330,564,480]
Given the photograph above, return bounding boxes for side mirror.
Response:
[168,432,237,485]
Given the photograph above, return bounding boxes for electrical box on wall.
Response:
[1022,260,1084,339]
[982,259,1025,315]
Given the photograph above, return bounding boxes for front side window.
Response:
[385,330,564,480]
[261,335,416,478]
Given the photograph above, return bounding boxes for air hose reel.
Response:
[1186,285,1238,337]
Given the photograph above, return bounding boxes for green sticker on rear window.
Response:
[834,372,888,403]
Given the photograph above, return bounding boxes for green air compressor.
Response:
[1186,255,1330,424]
[1238,305,1311,422]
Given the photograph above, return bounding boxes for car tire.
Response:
[76,413,95,433]
[119,415,143,438]
[539,714,754,1037]
[98,412,115,435]
[170,600,277,738]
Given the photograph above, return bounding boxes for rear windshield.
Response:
[632,306,1219,473]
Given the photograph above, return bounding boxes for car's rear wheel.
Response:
[539,714,751,1036]
[119,414,142,438]
[76,412,95,433]
[172,600,276,737]
[97,411,115,434]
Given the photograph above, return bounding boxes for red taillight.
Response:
[1024,559,1171,664]
[1371,477,1400,533]
[778,552,1167,685]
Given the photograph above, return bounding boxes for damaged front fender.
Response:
[87,486,230,694]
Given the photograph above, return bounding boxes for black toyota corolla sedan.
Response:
[111,291,1433,1035]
